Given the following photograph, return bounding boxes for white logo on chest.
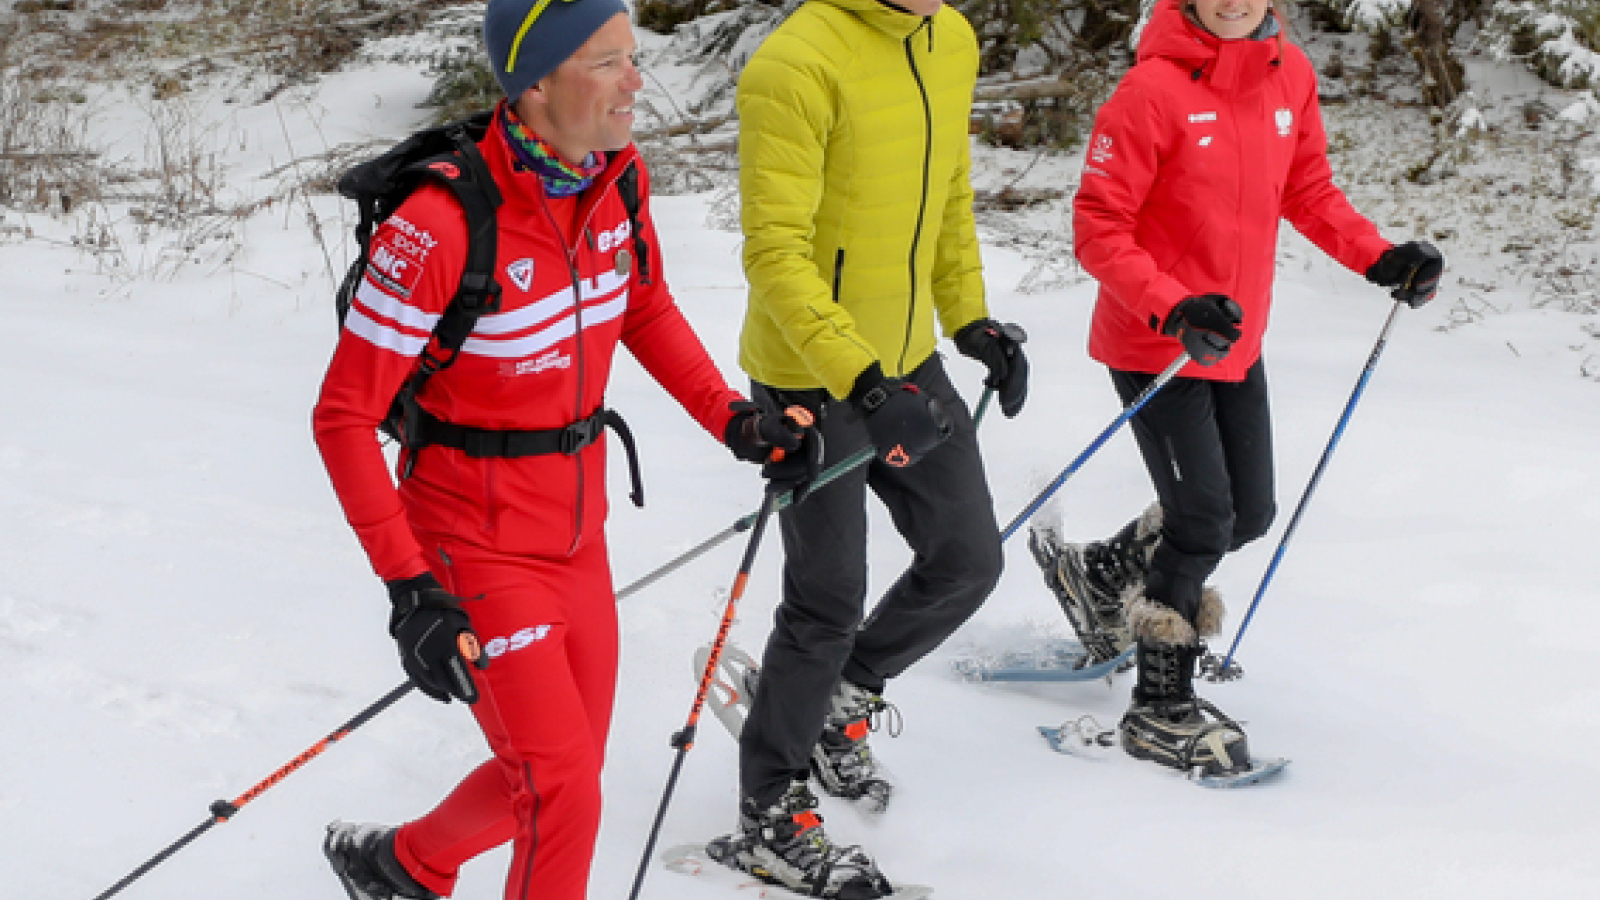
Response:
[596,219,632,254]
[507,348,571,376]
[506,258,535,292]
[1275,108,1293,137]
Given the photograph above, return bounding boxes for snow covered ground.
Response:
[4,23,1600,900]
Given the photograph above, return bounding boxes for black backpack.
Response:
[334,110,652,449]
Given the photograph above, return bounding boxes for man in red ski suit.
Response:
[312,3,811,899]
[1029,0,1444,776]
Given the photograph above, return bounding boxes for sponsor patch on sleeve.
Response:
[364,229,426,297]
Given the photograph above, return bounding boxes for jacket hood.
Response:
[1136,0,1282,91]
[814,0,939,41]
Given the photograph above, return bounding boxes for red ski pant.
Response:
[392,536,617,900]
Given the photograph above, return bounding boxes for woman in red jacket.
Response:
[311,2,810,899]
[1029,0,1443,776]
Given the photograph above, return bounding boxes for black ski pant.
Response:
[1112,359,1276,625]
[740,354,1003,807]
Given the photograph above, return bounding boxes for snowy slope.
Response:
[4,35,1600,900]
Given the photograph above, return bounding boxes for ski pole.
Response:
[88,678,419,900]
[616,386,995,601]
[1212,300,1407,678]
[999,351,1190,541]
[626,484,784,900]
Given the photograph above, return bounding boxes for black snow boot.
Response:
[324,822,439,900]
[1119,639,1251,777]
[711,781,894,900]
[810,678,897,811]
[1027,504,1160,662]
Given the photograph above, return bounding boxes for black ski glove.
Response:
[953,318,1030,418]
[1160,294,1244,367]
[386,572,486,704]
[725,400,823,501]
[1366,241,1444,308]
[848,363,952,468]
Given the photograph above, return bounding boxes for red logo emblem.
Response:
[429,161,461,179]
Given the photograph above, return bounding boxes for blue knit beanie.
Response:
[483,0,629,100]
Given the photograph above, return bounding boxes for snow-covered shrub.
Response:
[1334,0,1412,29]
[1488,0,1600,89]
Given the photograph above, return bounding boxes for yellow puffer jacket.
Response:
[737,0,987,398]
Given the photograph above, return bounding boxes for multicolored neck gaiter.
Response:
[500,102,606,198]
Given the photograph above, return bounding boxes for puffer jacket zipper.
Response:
[899,16,935,375]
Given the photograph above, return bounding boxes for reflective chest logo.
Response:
[507,258,535,292]
[502,348,572,377]
[1188,112,1217,123]
[596,219,632,253]
[1199,136,1214,147]
[1275,108,1293,137]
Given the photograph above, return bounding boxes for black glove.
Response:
[386,572,485,704]
[725,400,823,501]
[1366,241,1444,308]
[1160,294,1244,367]
[848,363,952,468]
[954,318,1029,418]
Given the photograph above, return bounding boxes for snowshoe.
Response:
[950,637,1134,683]
[718,781,895,899]
[663,841,934,900]
[694,642,760,738]
[1035,716,1289,788]
[1119,695,1252,778]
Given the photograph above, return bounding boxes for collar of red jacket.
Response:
[1137,0,1284,92]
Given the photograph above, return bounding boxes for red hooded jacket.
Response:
[1073,0,1392,381]
[314,106,741,580]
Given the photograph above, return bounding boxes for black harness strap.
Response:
[414,407,645,507]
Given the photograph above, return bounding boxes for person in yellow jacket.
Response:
[714,0,1030,895]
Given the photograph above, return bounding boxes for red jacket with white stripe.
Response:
[313,107,742,580]
[1073,0,1393,382]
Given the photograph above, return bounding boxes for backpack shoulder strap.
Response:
[615,158,653,286]
[415,112,503,363]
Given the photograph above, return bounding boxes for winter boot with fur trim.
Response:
[324,822,438,900]
[1027,504,1161,662]
[721,781,894,900]
[810,679,897,811]
[1118,589,1251,777]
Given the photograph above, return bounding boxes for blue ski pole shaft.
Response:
[999,351,1190,541]
[1219,301,1406,671]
